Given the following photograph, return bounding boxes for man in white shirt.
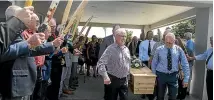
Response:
[139,31,156,66]
[139,30,156,100]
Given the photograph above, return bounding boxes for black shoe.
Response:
[74,81,78,85]
[186,91,190,95]
[141,94,146,99]
[69,86,76,90]
[176,95,180,99]
[93,74,96,78]
[87,72,90,76]
[60,93,68,98]
[69,88,76,91]
[73,84,79,87]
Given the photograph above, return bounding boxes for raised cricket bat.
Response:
[63,0,88,35]
[78,15,93,36]
[38,0,60,33]
[25,0,33,6]
[177,37,188,54]
[49,0,73,58]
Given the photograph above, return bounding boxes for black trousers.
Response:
[104,74,128,100]
[31,67,43,100]
[177,78,187,100]
[142,61,149,66]
[206,70,213,100]
[46,64,63,100]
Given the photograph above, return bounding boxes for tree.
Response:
[125,30,133,44]
[171,18,196,38]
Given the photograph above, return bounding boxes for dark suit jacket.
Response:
[98,35,114,59]
[0,35,55,97]
[136,40,142,57]
[0,17,27,55]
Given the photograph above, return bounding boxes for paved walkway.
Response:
[60,74,198,100]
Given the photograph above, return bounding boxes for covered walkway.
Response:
[0,1,212,100]
[60,71,198,100]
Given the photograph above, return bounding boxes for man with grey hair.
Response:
[0,6,64,100]
[5,5,22,20]
[183,32,194,95]
[98,24,120,99]
[152,33,190,100]
[97,28,130,100]
[0,6,35,55]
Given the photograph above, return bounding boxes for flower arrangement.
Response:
[131,56,143,68]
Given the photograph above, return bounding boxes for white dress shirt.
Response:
[139,40,156,61]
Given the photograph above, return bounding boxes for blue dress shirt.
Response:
[152,45,190,83]
[186,39,195,53]
[139,40,156,61]
[195,48,213,70]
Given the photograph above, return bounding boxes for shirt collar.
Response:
[164,44,175,49]
[113,43,126,50]
[113,35,115,42]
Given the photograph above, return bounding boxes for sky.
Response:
[78,25,173,38]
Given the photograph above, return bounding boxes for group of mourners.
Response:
[0,4,213,100]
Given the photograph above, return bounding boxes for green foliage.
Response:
[171,18,196,38]
[125,30,133,43]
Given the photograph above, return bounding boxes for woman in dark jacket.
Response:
[86,35,100,77]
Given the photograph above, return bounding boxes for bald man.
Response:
[151,33,190,100]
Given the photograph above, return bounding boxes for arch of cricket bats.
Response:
[25,0,94,54]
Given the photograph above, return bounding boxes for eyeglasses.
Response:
[117,34,126,38]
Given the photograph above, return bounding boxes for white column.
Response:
[14,1,25,7]
[103,27,107,38]
[191,7,213,100]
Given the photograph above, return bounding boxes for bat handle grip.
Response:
[49,47,60,58]
[49,53,54,58]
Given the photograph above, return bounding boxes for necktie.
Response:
[206,52,213,65]
[167,48,172,70]
[148,40,151,56]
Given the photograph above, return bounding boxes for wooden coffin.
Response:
[129,67,156,94]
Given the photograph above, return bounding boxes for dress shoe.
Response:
[93,74,96,78]
[69,88,76,91]
[73,84,79,87]
[60,93,68,98]
[186,91,190,95]
[69,86,76,90]
[63,90,74,95]
[87,72,90,76]
[141,94,146,99]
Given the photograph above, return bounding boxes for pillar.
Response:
[191,6,213,100]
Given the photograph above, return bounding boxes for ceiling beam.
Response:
[150,8,196,29]
[123,1,212,8]
[79,22,144,29]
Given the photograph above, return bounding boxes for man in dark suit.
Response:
[136,32,145,57]
[98,25,120,58]
[98,25,120,100]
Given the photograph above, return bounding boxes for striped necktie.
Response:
[148,40,151,56]
[167,48,172,70]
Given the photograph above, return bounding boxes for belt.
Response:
[207,69,213,72]
[156,71,178,75]
[108,73,126,80]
